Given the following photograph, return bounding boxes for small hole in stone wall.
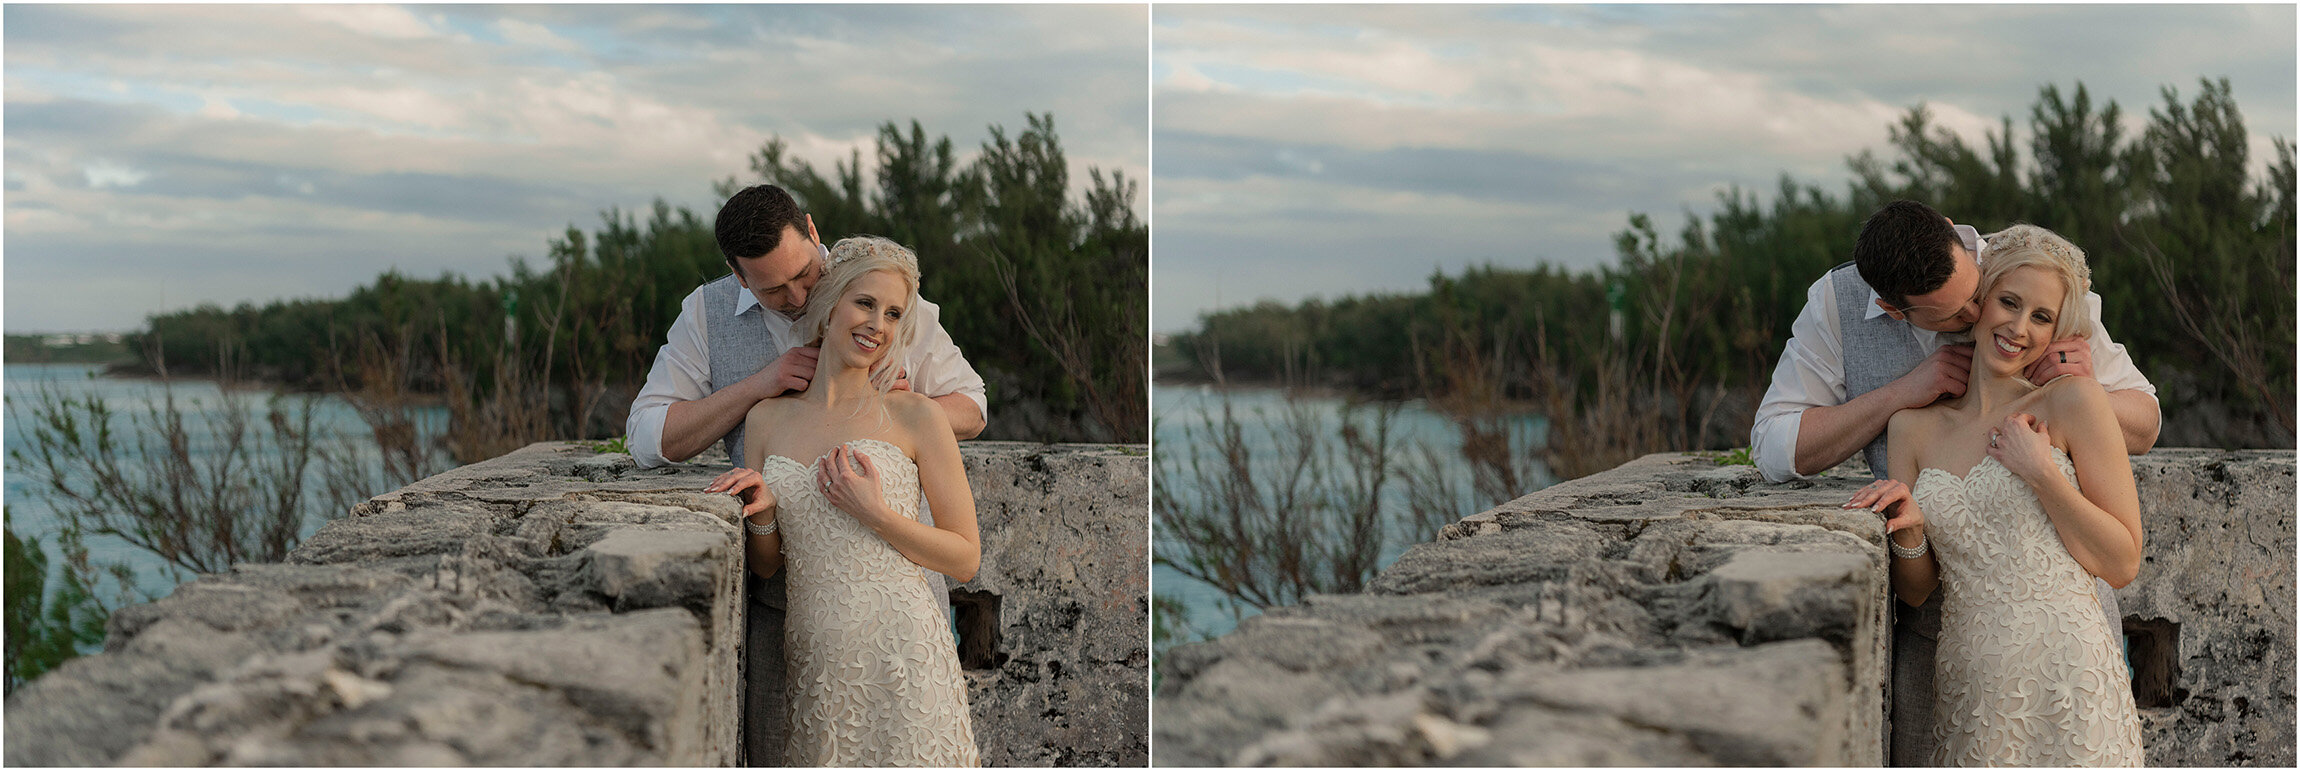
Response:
[2125,616,2181,708]
[953,589,1008,670]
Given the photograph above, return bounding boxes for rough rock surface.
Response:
[5,442,746,767]
[1154,453,1893,766]
[6,440,1150,767]
[962,442,1151,767]
[2119,449,2294,767]
[1153,448,2296,766]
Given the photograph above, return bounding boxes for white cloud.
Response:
[82,160,150,189]
[1161,62,1221,94]
[495,18,582,55]
[197,95,240,120]
[293,5,440,41]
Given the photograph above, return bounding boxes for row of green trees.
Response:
[132,113,1147,458]
[1172,80,2295,471]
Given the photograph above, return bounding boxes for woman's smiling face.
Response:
[826,269,909,369]
[1976,264,2067,377]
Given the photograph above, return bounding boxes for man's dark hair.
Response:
[1853,199,1962,309]
[714,184,812,270]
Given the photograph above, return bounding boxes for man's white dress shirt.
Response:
[626,280,988,468]
[1750,266,2155,483]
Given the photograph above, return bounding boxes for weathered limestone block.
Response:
[5,442,749,767]
[2121,449,2295,767]
[1155,452,1891,766]
[960,441,1151,767]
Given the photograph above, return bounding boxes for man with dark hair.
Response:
[1753,199,2158,483]
[626,183,986,766]
[628,184,986,469]
[1751,198,2160,765]
[1854,199,1966,312]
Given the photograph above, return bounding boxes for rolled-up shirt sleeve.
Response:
[904,297,989,424]
[1752,273,1848,483]
[2079,291,2156,402]
[627,288,715,469]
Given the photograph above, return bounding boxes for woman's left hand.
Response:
[817,445,892,529]
[1987,412,2058,483]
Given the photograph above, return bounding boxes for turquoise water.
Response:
[1152,385,1554,652]
[3,363,447,603]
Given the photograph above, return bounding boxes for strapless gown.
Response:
[1913,447,2141,766]
[761,438,979,767]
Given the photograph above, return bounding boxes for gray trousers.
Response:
[1890,577,2121,766]
[743,576,787,768]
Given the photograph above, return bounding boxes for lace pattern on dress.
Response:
[1915,447,2142,767]
[762,438,980,767]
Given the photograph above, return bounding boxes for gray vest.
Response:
[700,275,950,619]
[1832,262,1926,479]
[702,275,780,465]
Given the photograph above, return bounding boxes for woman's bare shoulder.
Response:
[1889,402,1952,437]
[746,393,803,423]
[884,390,952,451]
[2034,374,2111,416]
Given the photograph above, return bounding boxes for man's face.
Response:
[733,221,825,319]
[1888,239,1984,333]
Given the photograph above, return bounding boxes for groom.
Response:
[1750,199,2159,766]
[626,183,988,766]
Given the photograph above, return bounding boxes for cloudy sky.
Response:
[1152,4,2297,333]
[5,4,1148,332]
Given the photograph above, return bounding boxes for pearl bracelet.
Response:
[745,518,778,537]
[1889,532,1929,559]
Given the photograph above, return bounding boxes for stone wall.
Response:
[5,440,1149,767]
[2123,450,2294,767]
[962,442,1151,766]
[1155,453,1894,766]
[1152,448,2294,766]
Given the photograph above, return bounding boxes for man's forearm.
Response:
[661,383,769,463]
[931,393,985,440]
[2107,389,2161,455]
[1793,384,1915,477]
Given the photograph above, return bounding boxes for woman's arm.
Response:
[738,403,784,580]
[816,395,981,581]
[1990,378,2143,587]
[1880,410,1940,606]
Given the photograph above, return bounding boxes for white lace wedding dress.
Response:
[761,438,980,767]
[1913,447,2142,766]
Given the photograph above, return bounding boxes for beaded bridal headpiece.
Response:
[1978,224,2093,338]
[797,236,923,395]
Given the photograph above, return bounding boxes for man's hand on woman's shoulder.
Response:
[2023,339,2097,385]
[754,346,820,399]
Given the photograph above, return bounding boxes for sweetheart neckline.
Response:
[1916,445,2071,485]
[761,437,909,472]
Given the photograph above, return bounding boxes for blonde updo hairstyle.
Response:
[796,236,923,396]
[1979,224,2092,342]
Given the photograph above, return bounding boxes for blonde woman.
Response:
[1845,224,2143,766]
[707,236,981,766]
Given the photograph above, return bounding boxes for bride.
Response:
[1845,224,2143,766]
[706,236,982,766]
